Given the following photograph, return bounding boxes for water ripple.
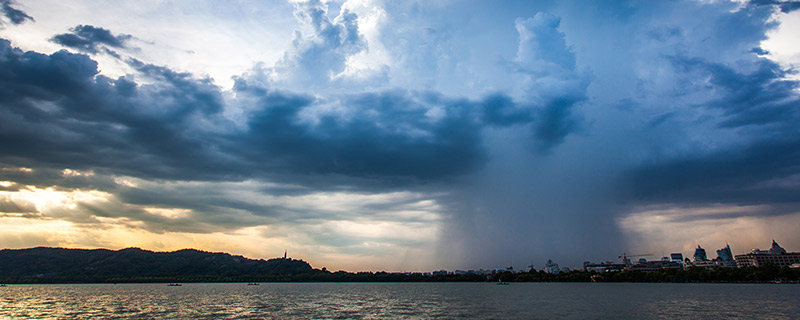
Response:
[0,283,798,319]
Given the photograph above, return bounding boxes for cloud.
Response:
[629,139,800,210]
[511,12,590,152]
[751,0,800,13]
[229,84,489,180]
[627,47,800,216]
[0,0,32,25]
[669,57,800,130]
[2,0,800,270]
[50,25,133,54]
[480,94,533,127]
[0,195,38,215]
[1,32,543,188]
[0,39,235,181]
[245,0,370,91]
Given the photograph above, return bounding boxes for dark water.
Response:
[1,282,798,319]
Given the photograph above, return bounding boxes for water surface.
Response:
[1,282,798,319]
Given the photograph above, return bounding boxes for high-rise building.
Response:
[544,259,561,274]
[716,244,734,261]
[734,240,800,267]
[693,245,707,262]
[769,240,787,255]
[670,253,683,263]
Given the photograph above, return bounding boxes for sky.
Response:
[0,0,799,272]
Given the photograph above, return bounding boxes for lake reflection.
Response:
[1,283,798,319]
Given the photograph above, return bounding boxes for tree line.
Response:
[2,247,798,283]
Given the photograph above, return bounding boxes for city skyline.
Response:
[1,0,800,271]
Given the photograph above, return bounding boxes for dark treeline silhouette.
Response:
[493,264,800,283]
[1,247,798,283]
[0,247,315,283]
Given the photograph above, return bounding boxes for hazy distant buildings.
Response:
[693,245,707,262]
[681,243,737,269]
[735,240,800,267]
[626,259,682,271]
[545,259,561,274]
[670,253,684,263]
[583,261,625,273]
[717,244,734,262]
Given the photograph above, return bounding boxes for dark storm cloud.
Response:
[629,55,800,214]
[50,25,132,54]
[630,139,800,206]
[480,94,532,127]
[230,83,487,180]
[532,97,583,151]
[0,39,229,181]
[0,33,577,238]
[0,0,32,25]
[669,56,800,129]
[0,37,545,192]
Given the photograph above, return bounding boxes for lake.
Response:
[1,282,798,319]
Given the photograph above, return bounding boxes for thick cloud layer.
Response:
[1,0,799,270]
[0,39,488,183]
[629,58,800,210]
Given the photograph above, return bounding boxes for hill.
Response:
[0,247,315,283]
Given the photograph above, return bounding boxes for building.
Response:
[734,240,800,267]
[717,244,734,262]
[626,260,683,272]
[544,259,561,274]
[684,243,738,268]
[670,253,684,263]
[693,245,707,262]
[583,261,626,273]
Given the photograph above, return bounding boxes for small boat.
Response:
[497,279,510,285]
[167,283,182,287]
[247,283,260,286]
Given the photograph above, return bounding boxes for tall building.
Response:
[545,259,561,274]
[734,240,800,267]
[769,240,787,255]
[693,245,708,262]
[716,244,734,261]
[670,253,684,263]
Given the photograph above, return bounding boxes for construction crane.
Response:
[618,253,653,265]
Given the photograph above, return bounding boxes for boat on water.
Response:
[247,283,260,286]
[167,283,182,287]
[497,279,510,285]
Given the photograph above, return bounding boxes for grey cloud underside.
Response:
[0,195,36,214]
[669,56,800,129]
[0,0,32,25]
[628,56,800,213]
[630,139,800,206]
[0,38,569,189]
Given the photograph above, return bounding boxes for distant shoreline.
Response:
[2,247,799,285]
